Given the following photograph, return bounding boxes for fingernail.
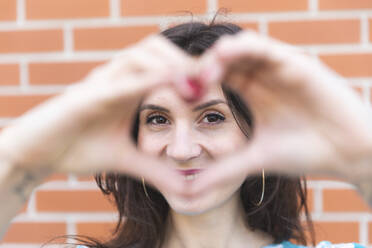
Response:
[188,78,202,95]
[184,78,203,102]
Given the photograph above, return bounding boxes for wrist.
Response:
[0,160,47,202]
[0,149,50,203]
[0,158,48,240]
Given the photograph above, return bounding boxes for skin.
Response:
[138,85,273,248]
[1,29,372,244]
[191,31,372,205]
[0,35,193,239]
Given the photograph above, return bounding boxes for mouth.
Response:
[177,169,203,181]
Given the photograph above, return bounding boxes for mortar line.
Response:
[110,0,121,20]
[16,0,25,25]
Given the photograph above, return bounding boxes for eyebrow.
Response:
[139,99,226,113]
[192,99,226,111]
[139,104,169,113]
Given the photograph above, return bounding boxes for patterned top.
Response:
[76,241,365,248]
[265,241,365,248]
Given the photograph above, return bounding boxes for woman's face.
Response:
[137,85,248,215]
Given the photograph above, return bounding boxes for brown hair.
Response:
[48,20,314,248]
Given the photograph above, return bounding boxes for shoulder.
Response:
[264,241,366,248]
[315,241,365,248]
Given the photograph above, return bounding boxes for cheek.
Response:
[200,126,247,156]
[137,129,168,155]
[137,123,246,156]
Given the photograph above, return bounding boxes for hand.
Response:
[0,35,194,190]
[193,30,372,193]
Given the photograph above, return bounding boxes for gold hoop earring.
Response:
[255,169,265,206]
[142,177,150,199]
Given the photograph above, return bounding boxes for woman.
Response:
[88,22,313,248]
[1,20,372,248]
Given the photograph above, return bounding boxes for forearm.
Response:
[346,156,372,208]
[0,159,46,239]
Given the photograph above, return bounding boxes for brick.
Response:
[369,19,372,42]
[218,0,307,13]
[306,188,314,213]
[268,19,360,45]
[0,0,16,21]
[29,61,104,85]
[121,0,206,16]
[43,173,68,182]
[77,175,96,182]
[74,26,159,51]
[0,29,63,53]
[36,190,116,212]
[26,0,110,20]
[0,95,53,118]
[368,222,372,244]
[312,222,359,243]
[320,54,372,77]
[0,64,19,85]
[1,222,66,243]
[76,222,116,241]
[319,0,372,10]
[323,189,370,212]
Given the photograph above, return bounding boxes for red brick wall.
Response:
[1,0,372,246]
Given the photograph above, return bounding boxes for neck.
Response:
[163,193,273,248]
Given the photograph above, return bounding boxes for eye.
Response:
[146,114,170,125]
[201,112,225,125]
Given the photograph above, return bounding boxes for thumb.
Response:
[189,142,267,196]
[115,149,186,196]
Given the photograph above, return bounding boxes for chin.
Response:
[166,191,235,216]
[169,201,215,216]
[161,181,244,216]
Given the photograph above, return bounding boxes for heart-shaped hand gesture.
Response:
[2,29,372,205]
[0,35,195,193]
[192,31,372,197]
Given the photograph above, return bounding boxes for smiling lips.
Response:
[177,169,202,181]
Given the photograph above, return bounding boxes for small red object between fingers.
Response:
[186,78,203,101]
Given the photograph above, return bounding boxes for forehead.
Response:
[142,85,225,107]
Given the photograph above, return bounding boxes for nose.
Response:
[166,124,201,163]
